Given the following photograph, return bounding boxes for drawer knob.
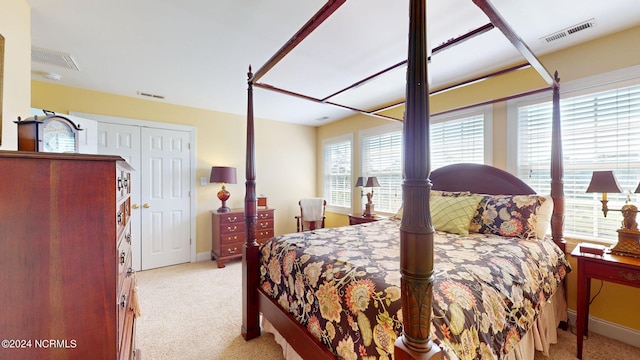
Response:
[126,233,132,243]
[227,216,238,222]
[120,294,127,308]
[120,251,126,264]
[127,267,136,277]
[117,178,123,191]
[228,247,238,254]
[227,226,237,232]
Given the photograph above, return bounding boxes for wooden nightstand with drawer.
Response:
[571,244,640,359]
[211,208,275,268]
[348,213,387,225]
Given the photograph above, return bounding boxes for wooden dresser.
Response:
[0,151,139,359]
[211,208,275,268]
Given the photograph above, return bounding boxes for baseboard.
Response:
[567,310,640,347]
[196,251,212,262]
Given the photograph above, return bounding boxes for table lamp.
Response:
[364,176,380,217]
[210,166,237,213]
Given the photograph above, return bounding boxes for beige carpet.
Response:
[135,260,640,359]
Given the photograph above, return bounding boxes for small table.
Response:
[571,244,640,359]
[348,213,387,225]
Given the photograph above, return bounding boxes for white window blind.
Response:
[359,110,486,214]
[323,136,352,210]
[517,84,640,239]
[431,112,485,170]
[361,126,403,213]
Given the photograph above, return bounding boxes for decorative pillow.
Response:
[535,195,553,239]
[431,190,471,197]
[469,194,543,239]
[430,195,483,236]
[394,206,403,220]
[392,190,472,220]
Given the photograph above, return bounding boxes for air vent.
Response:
[31,47,80,71]
[540,18,596,43]
[137,91,166,100]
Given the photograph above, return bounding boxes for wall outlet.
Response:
[200,177,208,186]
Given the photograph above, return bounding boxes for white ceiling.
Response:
[27,0,640,126]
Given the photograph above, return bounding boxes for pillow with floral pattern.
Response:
[469,194,544,239]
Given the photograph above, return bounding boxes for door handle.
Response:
[132,204,140,209]
[143,203,150,208]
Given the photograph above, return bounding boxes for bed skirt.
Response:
[261,285,567,360]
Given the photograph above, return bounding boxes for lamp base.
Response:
[217,187,231,213]
[612,229,640,258]
[216,204,231,213]
[363,203,375,217]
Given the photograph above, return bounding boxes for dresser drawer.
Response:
[258,209,274,221]
[220,233,244,245]
[257,229,274,240]
[219,212,243,224]
[219,243,242,257]
[220,222,245,235]
[258,219,274,231]
[117,241,132,292]
[117,276,133,349]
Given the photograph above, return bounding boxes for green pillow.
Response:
[430,195,483,235]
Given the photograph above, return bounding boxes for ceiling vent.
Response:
[137,91,166,100]
[31,46,80,71]
[540,18,596,43]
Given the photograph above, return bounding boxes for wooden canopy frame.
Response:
[241,1,565,358]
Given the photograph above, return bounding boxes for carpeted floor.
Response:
[135,260,640,359]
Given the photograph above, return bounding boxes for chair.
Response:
[295,198,326,232]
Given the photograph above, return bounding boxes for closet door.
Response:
[140,127,191,269]
[98,122,143,270]
[98,122,192,270]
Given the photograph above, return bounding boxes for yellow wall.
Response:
[318,25,640,332]
[0,0,31,150]
[30,81,317,255]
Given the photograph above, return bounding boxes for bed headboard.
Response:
[431,163,536,195]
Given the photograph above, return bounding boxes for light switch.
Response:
[200,177,208,186]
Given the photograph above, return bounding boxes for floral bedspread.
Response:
[259,218,570,360]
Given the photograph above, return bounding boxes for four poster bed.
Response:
[242,1,569,359]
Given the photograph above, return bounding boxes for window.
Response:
[431,106,491,170]
[323,135,353,212]
[361,124,403,213]
[359,107,489,214]
[512,75,640,240]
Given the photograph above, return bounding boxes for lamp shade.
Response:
[365,176,380,188]
[635,182,640,194]
[210,166,237,184]
[355,177,367,187]
[585,171,622,193]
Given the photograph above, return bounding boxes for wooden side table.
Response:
[348,213,387,225]
[211,208,275,268]
[571,244,640,359]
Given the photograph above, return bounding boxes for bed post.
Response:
[394,0,442,359]
[550,71,566,253]
[242,66,260,341]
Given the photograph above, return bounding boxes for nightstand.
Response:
[348,213,387,225]
[571,244,640,359]
[211,208,275,268]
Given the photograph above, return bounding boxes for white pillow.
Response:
[536,195,554,239]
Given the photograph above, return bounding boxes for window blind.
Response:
[517,85,640,239]
[323,137,352,209]
[362,128,403,213]
[431,114,485,170]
